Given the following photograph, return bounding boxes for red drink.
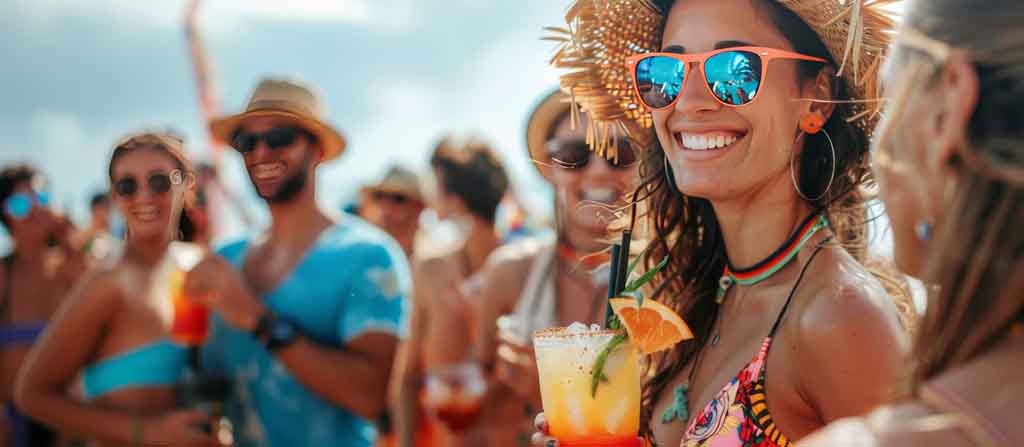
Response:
[169,268,210,346]
[423,362,486,433]
[432,398,483,432]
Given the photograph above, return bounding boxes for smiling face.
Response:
[656,0,823,203]
[238,117,319,204]
[547,113,640,248]
[110,148,187,241]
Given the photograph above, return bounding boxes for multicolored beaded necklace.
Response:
[661,212,830,427]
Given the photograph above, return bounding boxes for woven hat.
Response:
[547,0,901,160]
[210,77,347,161]
[363,165,424,203]
[525,89,574,182]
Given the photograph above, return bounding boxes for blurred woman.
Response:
[475,90,641,446]
[14,133,218,446]
[0,164,84,447]
[534,0,915,445]
[804,0,1024,445]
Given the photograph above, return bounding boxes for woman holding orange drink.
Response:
[14,132,220,446]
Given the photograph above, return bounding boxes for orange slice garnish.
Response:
[609,298,694,354]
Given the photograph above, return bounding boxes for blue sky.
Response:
[1,0,900,260]
[1,0,568,245]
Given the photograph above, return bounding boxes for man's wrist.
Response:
[250,312,301,352]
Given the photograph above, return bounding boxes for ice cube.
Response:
[566,322,590,334]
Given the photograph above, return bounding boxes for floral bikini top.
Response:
[681,240,830,447]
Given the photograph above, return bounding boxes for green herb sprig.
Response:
[590,252,668,397]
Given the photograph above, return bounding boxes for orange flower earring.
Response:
[800,111,825,135]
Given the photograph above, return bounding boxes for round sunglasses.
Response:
[625,46,827,110]
[231,127,313,154]
[113,170,183,197]
[547,139,638,170]
[3,191,51,221]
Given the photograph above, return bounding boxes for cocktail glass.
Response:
[533,325,643,446]
[423,362,487,432]
[167,242,209,346]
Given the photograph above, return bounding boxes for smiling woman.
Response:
[540,0,917,446]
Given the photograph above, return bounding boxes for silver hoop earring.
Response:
[790,127,837,202]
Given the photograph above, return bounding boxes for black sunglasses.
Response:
[231,127,313,154]
[114,171,183,197]
[547,139,638,170]
[371,190,413,205]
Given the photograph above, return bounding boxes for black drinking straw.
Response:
[616,231,632,293]
[605,243,622,327]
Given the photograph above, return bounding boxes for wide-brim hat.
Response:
[525,89,574,182]
[210,77,347,162]
[362,165,424,203]
[548,0,901,160]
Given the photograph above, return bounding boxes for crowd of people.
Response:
[0,0,1021,446]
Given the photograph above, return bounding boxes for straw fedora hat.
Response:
[525,89,574,182]
[210,77,347,161]
[362,166,424,203]
[548,0,901,160]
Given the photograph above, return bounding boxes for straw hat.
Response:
[525,89,574,182]
[363,166,424,203]
[210,78,347,161]
[547,0,901,160]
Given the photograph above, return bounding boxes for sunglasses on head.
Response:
[547,139,638,170]
[231,127,312,154]
[113,170,183,197]
[3,192,51,221]
[626,46,828,110]
[370,190,414,205]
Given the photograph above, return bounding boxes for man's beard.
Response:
[254,155,312,204]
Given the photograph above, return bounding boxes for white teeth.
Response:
[677,133,739,151]
[131,205,159,221]
[253,163,285,180]
[581,188,618,203]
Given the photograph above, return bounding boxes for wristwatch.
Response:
[251,312,300,352]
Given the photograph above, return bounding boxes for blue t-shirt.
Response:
[201,217,410,447]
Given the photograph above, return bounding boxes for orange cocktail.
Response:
[533,325,642,446]
[167,242,209,346]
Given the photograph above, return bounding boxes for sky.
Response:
[1,0,901,260]
[1,0,569,245]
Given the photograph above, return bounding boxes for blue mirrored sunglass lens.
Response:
[36,192,51,207]
[4,194,33,220]
[705,51,762,105]
[635,56,686,109]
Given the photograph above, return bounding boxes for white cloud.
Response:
[13,0,402,37]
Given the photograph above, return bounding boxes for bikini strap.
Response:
[768,237,833,338]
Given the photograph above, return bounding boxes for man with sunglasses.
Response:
[359,166,425,257]
[185,78,410,447]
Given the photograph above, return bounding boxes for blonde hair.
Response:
[883,0,1024,389]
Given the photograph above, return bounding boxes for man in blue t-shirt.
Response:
[185,77,410,446]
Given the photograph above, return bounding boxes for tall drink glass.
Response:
[533,326,643,446]
[167,242,209,346]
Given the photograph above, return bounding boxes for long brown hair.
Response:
[633,0,914,432]
[885,0,1024,389]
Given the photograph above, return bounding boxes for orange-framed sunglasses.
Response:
[625,46,828,110]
